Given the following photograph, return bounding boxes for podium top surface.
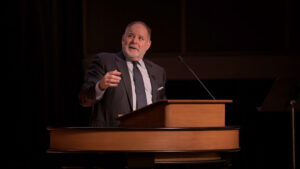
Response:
[163,100,233,104]
[47,126,239,131]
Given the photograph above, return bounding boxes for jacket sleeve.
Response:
[79,53,107,107]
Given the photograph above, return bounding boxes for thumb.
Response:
[113,69,121,74]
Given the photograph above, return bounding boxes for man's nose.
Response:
[132,37,138,43]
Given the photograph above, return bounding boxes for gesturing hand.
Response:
[98,70,122,90]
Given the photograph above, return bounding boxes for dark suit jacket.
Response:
[79,52,166,127]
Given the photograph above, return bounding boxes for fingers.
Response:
[99,70,122,90]
[111,69,122,76]
[108,70,122,82]
[109,70,122,81]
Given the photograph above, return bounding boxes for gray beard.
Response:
[122,48,139,58]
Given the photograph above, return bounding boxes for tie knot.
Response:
[132,61,138,67]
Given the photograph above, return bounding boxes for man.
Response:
[79,21,167,127]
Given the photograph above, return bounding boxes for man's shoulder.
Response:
[93,52,124,62]
[94,52,118,58]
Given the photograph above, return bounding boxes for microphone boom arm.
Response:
[178,56,216,100]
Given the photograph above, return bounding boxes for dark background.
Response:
[10,0,299,168]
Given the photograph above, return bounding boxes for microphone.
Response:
[177,56,216,100]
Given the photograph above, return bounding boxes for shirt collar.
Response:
[126,58,145,67]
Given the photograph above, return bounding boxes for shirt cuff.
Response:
[95,81,105,100]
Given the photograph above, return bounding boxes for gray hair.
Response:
[124,21,152,39]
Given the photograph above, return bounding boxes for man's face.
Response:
[122,23,151,61]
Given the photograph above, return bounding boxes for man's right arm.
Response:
[79,54,106,107]
[79,54,122,107]
[95,81,106,100]
[94,69,122,100]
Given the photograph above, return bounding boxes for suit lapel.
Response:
[144,60,158,102]
[115,53,133,111]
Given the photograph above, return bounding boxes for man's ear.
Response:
[121,34,125,44]
[146,40,152,50]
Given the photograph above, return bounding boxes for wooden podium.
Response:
[48,100,239,168]
[119,100,232,127]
